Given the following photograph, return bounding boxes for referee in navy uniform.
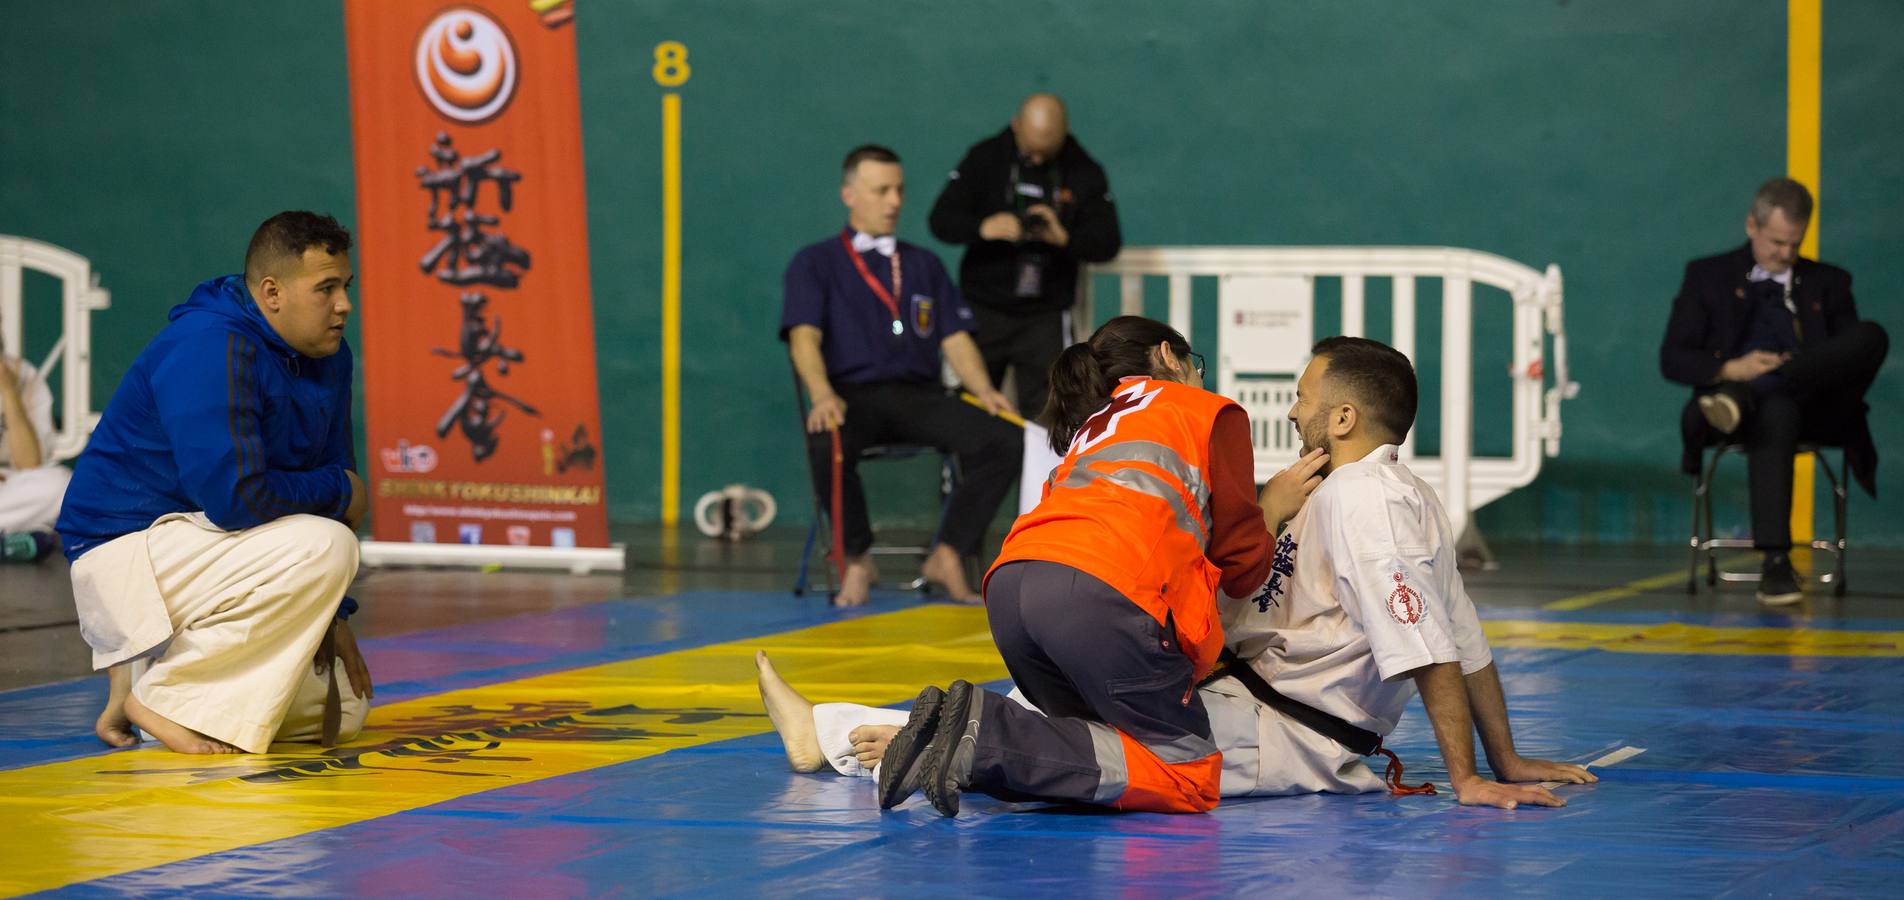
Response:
[781,145,1021,608]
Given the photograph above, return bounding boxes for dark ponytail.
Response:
[1039,315,1192,454]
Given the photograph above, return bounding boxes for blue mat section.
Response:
[37,632,1904,897]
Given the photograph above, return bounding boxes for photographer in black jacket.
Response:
[929,94,1122,414]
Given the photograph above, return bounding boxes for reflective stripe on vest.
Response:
[1057,440,1212,547]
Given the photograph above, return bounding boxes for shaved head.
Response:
[1011,93,1069,165]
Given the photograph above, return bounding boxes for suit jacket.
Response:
[1659,242,1875,494]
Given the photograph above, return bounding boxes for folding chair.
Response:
[789,369,959,599]
[1687,442,1847,596]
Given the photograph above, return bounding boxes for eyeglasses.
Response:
[1188,350,1206,380]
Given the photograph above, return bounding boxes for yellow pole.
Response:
[661,91,682,527]
[1788,0,1820,553]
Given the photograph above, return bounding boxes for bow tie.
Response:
[1748,265,1790,285]
[851,231,896,257]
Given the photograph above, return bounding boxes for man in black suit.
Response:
[1660,178,1888,605]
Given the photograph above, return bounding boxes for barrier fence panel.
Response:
[1082,247,1575,537]
[0,236,111,462]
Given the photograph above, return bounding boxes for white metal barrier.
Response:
[0,236,111,461]
[1082,247,1576,537]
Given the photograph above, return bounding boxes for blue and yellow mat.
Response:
[3,591,1902,896]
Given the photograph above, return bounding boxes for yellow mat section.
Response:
[1486,620,1904,656]
[0,605,1008,897]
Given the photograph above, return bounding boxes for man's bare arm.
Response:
[787,325,844,433]
[1464,663,1596,786]
[941,332,1014,416]
[1410,661,1564,808]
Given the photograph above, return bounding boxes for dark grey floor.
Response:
[5,523,1900,692]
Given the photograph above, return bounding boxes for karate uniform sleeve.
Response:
[1324,477,1469,682]
[1203,406,1272,597]
[779,248,827,340]
[927,146,986,245]
[149,331,353,531]
[22,360,58,466]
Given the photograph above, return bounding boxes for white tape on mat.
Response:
[1539,745,1645,789]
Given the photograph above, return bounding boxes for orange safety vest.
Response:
[988,377,1238,680]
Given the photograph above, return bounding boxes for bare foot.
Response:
[95,663,139,748]
[848,723,901,770]
[123,692,243,754]
[921,544,981,604]
[834,554,876,608]
[755,650,825,772]
[95,705,139,748]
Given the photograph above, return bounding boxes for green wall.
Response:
[3,1,1898,546]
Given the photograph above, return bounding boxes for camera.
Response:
[1018,210,1047,238]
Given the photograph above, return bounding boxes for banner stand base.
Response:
[359,540,626,575]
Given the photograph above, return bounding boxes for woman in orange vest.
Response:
[877,315,1326,815]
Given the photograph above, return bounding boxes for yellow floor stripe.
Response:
[1486,620,1904,657]
[0,605,1008,897]
[1542,555,1756,611]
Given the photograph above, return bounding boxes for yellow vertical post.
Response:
[661,91,682,527]
[1788,0,1821,556]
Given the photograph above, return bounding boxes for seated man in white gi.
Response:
[757,337,1595,809]
[0,338,71,560]
[59,210,371,755]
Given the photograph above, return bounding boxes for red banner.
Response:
[345,0,608,548]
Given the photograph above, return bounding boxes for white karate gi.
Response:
[807,444,1492,798]
[0,358,70,533]
[74,512,367,753]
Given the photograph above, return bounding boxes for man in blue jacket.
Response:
[61,210,371,754]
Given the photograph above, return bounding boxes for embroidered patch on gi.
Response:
[1387,571,1423,625]
[910,294,935,337]
[1257,533,1298,612]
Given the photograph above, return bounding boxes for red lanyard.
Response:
[840,229,903,335]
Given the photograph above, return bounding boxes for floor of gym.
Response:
[3,527,1901,896]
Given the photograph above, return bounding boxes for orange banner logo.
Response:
[414,7,517,123]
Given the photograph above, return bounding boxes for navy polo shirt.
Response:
[779,229,975,386]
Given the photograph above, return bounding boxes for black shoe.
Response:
[876,685,945,809]
[1757,553,1803,606]
[921,680,982,818]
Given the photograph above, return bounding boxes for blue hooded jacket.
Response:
[57,274,355,561]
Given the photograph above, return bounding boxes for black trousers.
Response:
[965,561,1219,811]
[1729,321,1888,550]
[971,305,1067,417]
[804,380,1021,557]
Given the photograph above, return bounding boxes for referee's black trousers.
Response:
[804,380,1022,558]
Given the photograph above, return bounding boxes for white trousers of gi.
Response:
[812,679,1384,796]
[0,465,70,532]
[73,512,367,753]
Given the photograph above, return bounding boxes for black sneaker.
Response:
[921,680,982,818]
[876,685,945,809]
[1757,553,1803,606]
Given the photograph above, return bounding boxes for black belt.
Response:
[1202,648,1381,756]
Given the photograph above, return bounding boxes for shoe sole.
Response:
[876,687,944,809]
[1757,589,1804,606]
[1698,394,1741,435]
[922,681,976,818]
